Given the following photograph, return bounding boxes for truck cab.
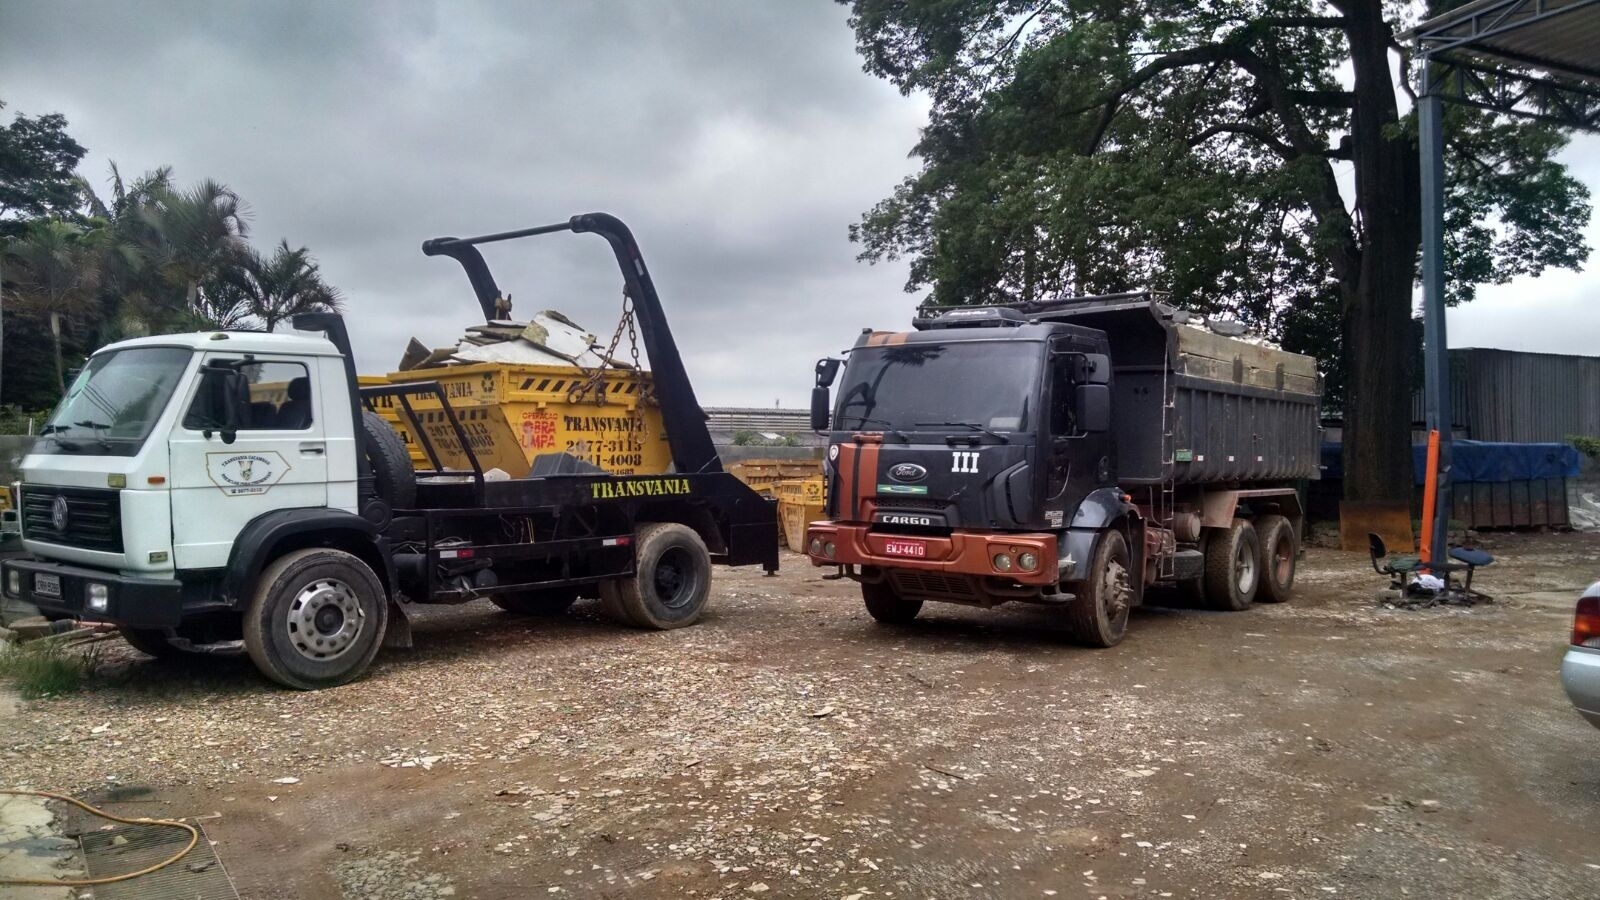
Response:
[8,330,359,638]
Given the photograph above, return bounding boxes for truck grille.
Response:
[889,570,979,601]
[21,485,124,552]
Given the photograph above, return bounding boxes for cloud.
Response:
[0,0,930,405]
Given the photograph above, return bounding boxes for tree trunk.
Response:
[1339,2,1422,504]
[49,311,64,394]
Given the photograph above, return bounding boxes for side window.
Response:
[1049,359,1076,437]
[183,361,314,432]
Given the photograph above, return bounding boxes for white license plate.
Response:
[33,573,61,598]
[883,539,927,558]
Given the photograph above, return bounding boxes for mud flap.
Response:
[382,599,414,649]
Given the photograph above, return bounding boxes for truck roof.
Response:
[95,330,343,358]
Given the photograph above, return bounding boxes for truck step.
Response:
[1172,549,1204,581]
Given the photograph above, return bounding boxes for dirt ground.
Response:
[2,532,1598,899]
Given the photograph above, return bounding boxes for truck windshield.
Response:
[834,341,1036,434]
[36,347,192,457]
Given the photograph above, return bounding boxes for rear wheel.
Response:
[243,549,388,690]
[1064,530,1133,647]
[861,580,922,624]
[1254,515,1297,604]
[598,523,712,629]
[120,627,182,659]
[1203,519,1260,611]
[492,587,579,616]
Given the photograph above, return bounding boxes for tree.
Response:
[0,101,87,235]
[224,239,344,332]
[2,219,105,393]
[138,178,250,326]
[839,0,1590,503]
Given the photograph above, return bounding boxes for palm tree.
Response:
[224,239,343,332]
[2,219,106,392]
[139,179,249,325]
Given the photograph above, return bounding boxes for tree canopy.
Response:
[0,100,342,410]
[841,0,1591,501]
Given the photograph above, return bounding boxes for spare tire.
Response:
[361,410,416,510]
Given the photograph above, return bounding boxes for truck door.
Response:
[168,355,330,570]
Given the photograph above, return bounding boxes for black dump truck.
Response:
[804,292,1320,646]
[3,214,779,689]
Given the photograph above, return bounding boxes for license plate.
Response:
[883,539,927,558]
[33,573,60,598]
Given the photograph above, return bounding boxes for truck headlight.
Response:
[993,553,1013,572]
[86,582,109,613]
[823,541,836,559]
[5,568,17,597]
[809,538,823,556]
[1018,552,1039,572]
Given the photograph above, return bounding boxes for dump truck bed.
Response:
[1038,298,1321,486]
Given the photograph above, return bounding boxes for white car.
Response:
[1561,581,1600,729]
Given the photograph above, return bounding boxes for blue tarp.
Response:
[1320,440,1581,484]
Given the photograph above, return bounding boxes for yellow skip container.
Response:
[361,362,670,477]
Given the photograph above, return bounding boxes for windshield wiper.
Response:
[38,424,70,435]
[915,421,1011,444]
[835,415,909,441]
[72,420,114,450]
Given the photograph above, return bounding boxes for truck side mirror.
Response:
[1076,383,1111,433]
[810,386,831,432]
[814,357,842,388]
[195,364,248,444]
[1077,353,1112,385]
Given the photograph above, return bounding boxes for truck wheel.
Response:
[1254,515,1297,603]
[1203,519,1260,611]
[243,548,389,690]
[492,587,579,616]
[599,523,712,630]
[1064,530,1132,647]
[861,580,922,624]
[361,411,416,510]
[120,627,182,659]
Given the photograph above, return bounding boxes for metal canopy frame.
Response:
[1407,0,1600,565]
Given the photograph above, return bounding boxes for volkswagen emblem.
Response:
[888,462,927,483]
[51,495,69,532]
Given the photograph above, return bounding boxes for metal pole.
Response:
[1418,66,1453,567]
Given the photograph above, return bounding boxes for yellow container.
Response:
[775,476,826,549]
[362,363,669,477]
[728,459,822,497]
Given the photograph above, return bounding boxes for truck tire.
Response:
[599,523,712,630]
[861,580,922,624]
[120,627,182,659]
[1064,529,1133,647]
[492,587,579,616]
[1203,519,1260,611]
[361,410,416,510]
[243,548,389,690]
[1255,515,1297,604]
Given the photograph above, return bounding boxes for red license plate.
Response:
[883,539,927,558]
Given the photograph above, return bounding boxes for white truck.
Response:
[1,214,778,688]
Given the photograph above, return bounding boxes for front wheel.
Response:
[243,549,388,690]
[1064,529,1133,647]
[598,523,712,630]
[861,580,922,624]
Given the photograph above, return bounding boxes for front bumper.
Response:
[804,523,1057,586]
[1,557,183,628]
[1561,646,1600,730]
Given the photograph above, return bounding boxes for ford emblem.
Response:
[888,462,927,483]
[51,494,69,532]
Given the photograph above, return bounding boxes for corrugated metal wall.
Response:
[1412,349,1600,443]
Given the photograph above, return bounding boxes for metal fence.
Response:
[1411,348,1600,443]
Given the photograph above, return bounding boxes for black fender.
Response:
[1059,488,1143,585]
[223,508,393,607]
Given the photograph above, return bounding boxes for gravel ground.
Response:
[1,532,1597,899]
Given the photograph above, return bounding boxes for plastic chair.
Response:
[1447,546,1495,594]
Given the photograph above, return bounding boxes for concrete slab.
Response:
[0,790,82,898]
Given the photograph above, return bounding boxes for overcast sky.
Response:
[1,2,1594,407]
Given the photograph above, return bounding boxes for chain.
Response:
[565,289,655,448]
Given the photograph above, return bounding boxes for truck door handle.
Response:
[299,442,326,456]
